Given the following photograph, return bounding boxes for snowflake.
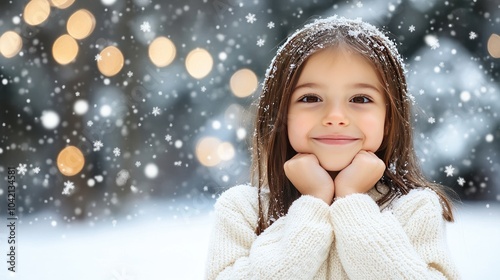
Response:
[388,161,397,175]
[32,167,40,174]
[427,117,435,124]
[140,21,151,32]
[152,107,161,116]
[469,31,477,40]
[409,25,415,32]
[75,92,80,96]
[174,161,182,166]
[165,134,172,141]
[201,86,206,92]
[127,71,133,77]
[113,147,121,157]
[457,177,465,186]
[267,21,275,29]
[93,140,103,151]
[444,165,455,177]
[257,39,265,47]
[356,1,363,8]
[245,13,256,24]
[430,39,440,50]
[135,161,141,167]
[17,163,27,175]
[62,180,75,196]
[87,120,93,127]
[95,54,102,61]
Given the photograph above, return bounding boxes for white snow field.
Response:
[1,201,498,279]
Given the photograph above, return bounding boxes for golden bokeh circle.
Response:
[67,9,96,40]
[57,146,85,176]
[230,68,258,98]
[50,0,75,9]
[487,34,500,59]
[148,36,176,67]
[185,48,213,79]
[97,46,124,77]
[52,34,79,65]
[196,137,222,167]
[24,0,51,26]
[0,31,23,58]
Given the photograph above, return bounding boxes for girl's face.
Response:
[287,48,386,171]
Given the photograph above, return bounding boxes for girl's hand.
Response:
[333,150,385,198]
[284,153,335,205]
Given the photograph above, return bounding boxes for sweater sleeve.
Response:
[205,184,334,280]
[330,189,460,280]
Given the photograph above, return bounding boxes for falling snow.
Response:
[94,54,102,61]
[444,165,455,177]
[93,140,104,151]
[62,180,75,196]
[409,25,415,32]
[256,39,265,47]
[113,147,121,157]
[457,177,466,186]
[152,107,161,116]
[245,13,256,24]
[32,167,40,174]
[267,21,275,29]
[469,31,477,40]
[17,163,27,175]
[140,21,151,32]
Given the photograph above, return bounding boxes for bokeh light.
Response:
[487,34,500,58]
[217,142,235,161]
[67,9,96,40]
[52,34,79,65]
[230,68,258,98]
[185,48,213,79]
[196,137,222,167]
[97,46,124,77]
[23,0,51,26]
[0,31,23,58]
[148,36,176,67]
[50,0,75,9]
[57,146,85,176]
[40,110,60,129]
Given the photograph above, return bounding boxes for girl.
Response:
[206,16,459,279]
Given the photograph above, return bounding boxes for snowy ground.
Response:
[1,201,498,280]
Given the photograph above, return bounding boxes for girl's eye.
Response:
[298,95,322,103]
[350,95,371,103]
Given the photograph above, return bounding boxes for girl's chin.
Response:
[318,160,351,172]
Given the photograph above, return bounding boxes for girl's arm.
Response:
[206,184,334,280]
[331,188,460,279]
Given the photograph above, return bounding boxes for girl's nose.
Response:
[322,105,349,126]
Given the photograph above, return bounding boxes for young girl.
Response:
[206,16,460,279]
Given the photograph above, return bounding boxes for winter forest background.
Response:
[0,0,499,279]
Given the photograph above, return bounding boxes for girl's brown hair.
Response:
[251,16,455,235]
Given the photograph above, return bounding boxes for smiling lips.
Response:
[313,135,360,145]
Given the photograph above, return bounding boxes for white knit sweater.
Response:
[206,184,460,279]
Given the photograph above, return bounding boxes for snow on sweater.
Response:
[206,184,460,279]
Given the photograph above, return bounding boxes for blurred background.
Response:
[0,0,499,279]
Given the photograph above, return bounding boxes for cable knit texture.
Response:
[206,184,460,279]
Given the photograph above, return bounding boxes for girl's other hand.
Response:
[284,153,335,205]
[334,150,385,198]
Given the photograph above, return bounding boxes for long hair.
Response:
[251,16,455,235]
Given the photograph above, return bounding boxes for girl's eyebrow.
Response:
[293,82,382,93]
[350,83,382,93]
[292,82,323,91]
